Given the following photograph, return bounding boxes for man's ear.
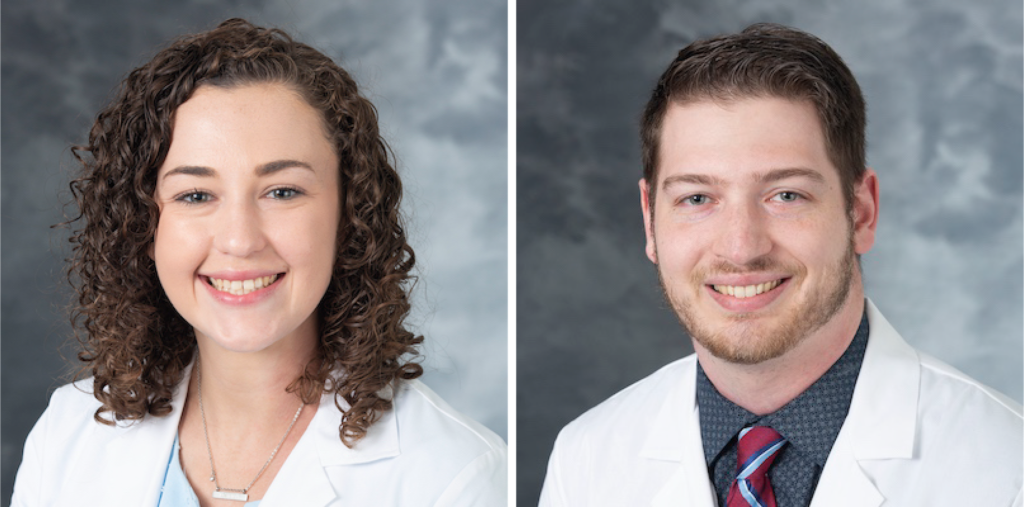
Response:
[851,168,879,255]
[640,178,657,264]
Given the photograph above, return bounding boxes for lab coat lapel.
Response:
[642,357,717,507]
[258,429,337,507]
[60,362,192,507]
[259,386,401,507]
[810,300,918,507]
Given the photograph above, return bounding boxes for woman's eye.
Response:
[268,187,301,200]
[177,191,211,204]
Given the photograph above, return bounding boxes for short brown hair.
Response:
[67,18,422,447]
[640,23,866,210]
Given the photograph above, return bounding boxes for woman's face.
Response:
[153,83,340,354]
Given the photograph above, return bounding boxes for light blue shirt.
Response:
[157,434,261,507]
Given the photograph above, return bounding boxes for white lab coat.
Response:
[539,300,1023,506]
[12,366,507,507]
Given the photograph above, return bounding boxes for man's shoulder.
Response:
[916,351,1022,429]
[865,299,1022,426]
[540,356,697,506]
[559,355,695,444]
[849,347,1023,503]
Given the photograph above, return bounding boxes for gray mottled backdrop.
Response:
[1,1,507,503]
[518,0,1022,504]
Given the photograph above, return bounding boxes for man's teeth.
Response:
[209,274,279,296]
[712,279,782,298]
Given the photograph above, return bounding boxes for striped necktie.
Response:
[726,426,787,507]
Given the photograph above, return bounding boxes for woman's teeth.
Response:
[712,279,782,298]
[208,274,279,295]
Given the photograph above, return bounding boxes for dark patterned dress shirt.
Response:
[696,305,869,507]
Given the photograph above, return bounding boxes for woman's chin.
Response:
[207,337,278,354]
[195,327,284,355]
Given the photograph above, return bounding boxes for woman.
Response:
[12,18,506,507]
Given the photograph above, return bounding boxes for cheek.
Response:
[153,214,205,284]
[779,218,849,271]
[274,204,340,281]
[652,223,703,272]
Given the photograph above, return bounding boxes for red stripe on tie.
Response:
[726,426,786,507]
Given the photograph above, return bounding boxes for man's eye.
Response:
[682,194,710,205]
[774,191,802,202]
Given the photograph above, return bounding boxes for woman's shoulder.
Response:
[42,378,105,424]
[32,377,171,444]
[303,378,507,505]
[393,379,506,455]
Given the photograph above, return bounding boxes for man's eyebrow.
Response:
[661,173,726,190]
[161,160,315,180]
[756,167,827,185]
[659,168,828,190]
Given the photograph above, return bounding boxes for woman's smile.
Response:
[198,272,287,307]
[207,274,281,295]
[153,83,341,353]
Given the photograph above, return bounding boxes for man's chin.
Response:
[690,326,801,365]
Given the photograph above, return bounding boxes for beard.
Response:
[658,237,857,365]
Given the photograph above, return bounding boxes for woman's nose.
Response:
[212,200,267,257]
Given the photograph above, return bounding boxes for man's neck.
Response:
[695,286,866,416]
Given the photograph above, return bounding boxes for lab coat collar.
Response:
[83,360,192,507]
[844,299,919,460]
[260,383,400,506]
[306,383,401,467]
[93,361,402,507]
[639,356,718,507]
[635,300,920,507]
[810,299,919,507]
[639,355,696,462]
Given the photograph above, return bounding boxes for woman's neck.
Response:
[190,318,319,423]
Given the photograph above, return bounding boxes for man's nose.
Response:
[212,200,267,258]
[713,202,772,266]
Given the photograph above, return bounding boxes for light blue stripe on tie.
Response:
[738,439,786,479]
[738,478,765,507]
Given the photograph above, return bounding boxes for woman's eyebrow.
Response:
[161,160,315,180]
[255,159,314,176]
[162,165,215,179]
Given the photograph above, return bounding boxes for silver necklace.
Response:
[197,361,304,502]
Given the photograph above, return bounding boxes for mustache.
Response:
[690,257,797,281]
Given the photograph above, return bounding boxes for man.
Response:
[539,23,1022,507]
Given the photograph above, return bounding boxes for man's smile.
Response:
[703,277,794,313]
[710,278,786,298]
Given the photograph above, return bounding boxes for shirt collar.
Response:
[697,303,870,467]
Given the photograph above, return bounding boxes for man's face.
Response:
[640,97,877,364]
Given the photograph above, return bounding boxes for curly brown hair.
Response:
[66,18,423,447]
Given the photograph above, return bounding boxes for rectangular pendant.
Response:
[213,489,249,501]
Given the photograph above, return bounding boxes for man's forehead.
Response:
[655,97,836,186]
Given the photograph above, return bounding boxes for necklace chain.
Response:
[197,360,304,497]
